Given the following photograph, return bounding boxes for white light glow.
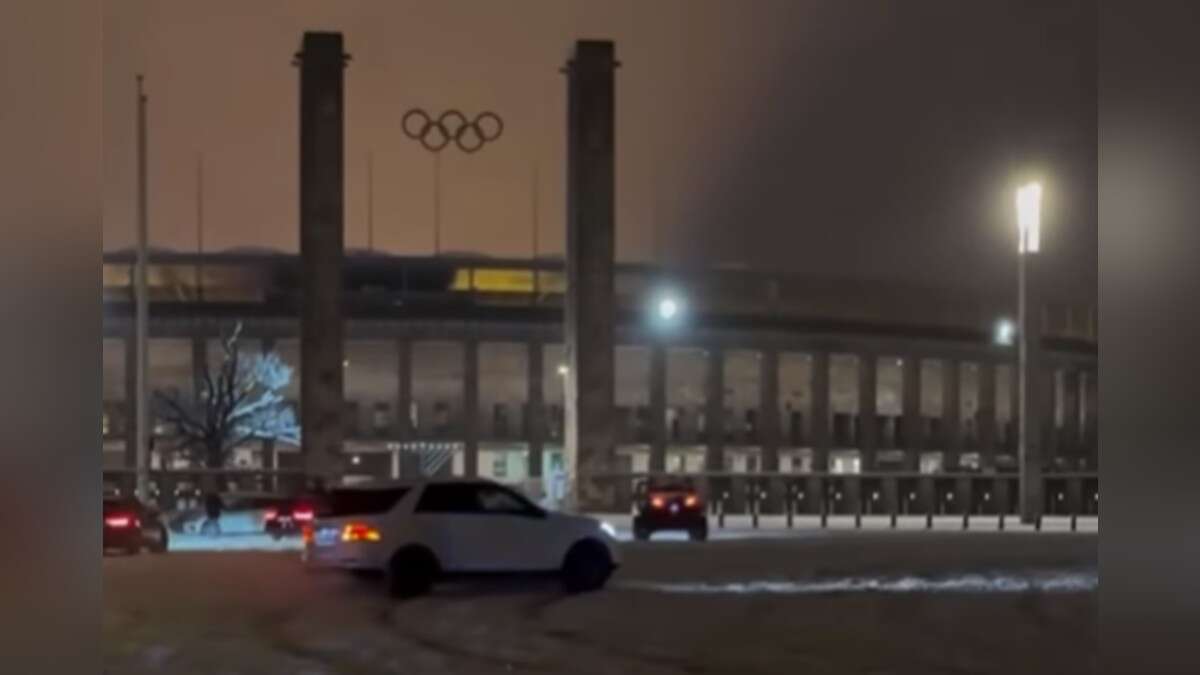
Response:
[557,363,569,376]
[658,297,679,321]
[994,318,1016,346]
[1016,182,1042,254]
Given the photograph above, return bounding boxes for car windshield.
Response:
[103,498,139,514]
[648,482,694,493]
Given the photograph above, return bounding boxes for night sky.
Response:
[103,0,1095,303]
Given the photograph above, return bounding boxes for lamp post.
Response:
[1016,182,1041,523]
[134,75,150,502]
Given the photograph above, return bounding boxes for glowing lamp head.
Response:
[649,288,685,329]
[994,318,1016,346]
[658,297,679,320]
[1016,182,1042,254]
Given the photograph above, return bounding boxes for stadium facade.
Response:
[102,250,1097,516]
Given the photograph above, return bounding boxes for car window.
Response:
[414,483,482,513]
[317,487,409,517]
[476,486,535,515]
[648,482,693,493]
[103,498,141,514]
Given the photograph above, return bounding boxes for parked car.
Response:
[103,496,169,555]
[303,479,621,597]
[632,478,708,541]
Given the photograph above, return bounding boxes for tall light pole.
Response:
[366,151,375,252]
[195,152,205,301]
[1016,181,1041,523]
[134,75,150,501]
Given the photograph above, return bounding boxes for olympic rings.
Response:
[401,108,504,154]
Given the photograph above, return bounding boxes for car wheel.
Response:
[561,539,613,593]
[150,526,169,554]
[387,547,438,599]
[688,525,708,542]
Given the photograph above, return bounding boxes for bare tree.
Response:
[153,322,300,471]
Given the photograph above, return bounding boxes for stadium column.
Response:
[649,342,667,473]
[942,359,962,464]
[463,338,479,477]
[395,338,412,478]
[704,346,726,476]
[902,355,922,470]
[563,40,618,509]
[295,32,349,487]
[759,348,782,511]
[978,361,997,470]
[1062,368,1081,466]
[191,336,207,403]
[807,350,831,508]
[527,339,545,479]
[857,353,877,472]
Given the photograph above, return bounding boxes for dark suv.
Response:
[632,478,707,541]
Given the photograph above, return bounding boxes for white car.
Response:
[303,479,621,597]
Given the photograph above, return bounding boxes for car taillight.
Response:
[293,508,314,522]
[104,515,135,528]
[684,494,700,508]
[301,524,314,544]
[263,508,278,522]
[650,496,666,509]
[341,523,382,543]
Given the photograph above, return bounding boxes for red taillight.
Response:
[263,508,278,522]
[650,496,666,509]
[301,524,314,544]
[104,515,135,528]
[293,508,314,522]
[684,494,700,508]
[341,523,381,543]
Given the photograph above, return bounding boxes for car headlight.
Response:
[599,521,618,539]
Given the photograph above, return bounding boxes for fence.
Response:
[103,467,1098,528]
[581,471,1099,523]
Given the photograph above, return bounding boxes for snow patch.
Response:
[169,533,302,552]
[618,571,1098,595]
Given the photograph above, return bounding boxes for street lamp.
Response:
[1016,181,1041,522]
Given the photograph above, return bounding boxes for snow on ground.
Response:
[106,533,1097,675]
